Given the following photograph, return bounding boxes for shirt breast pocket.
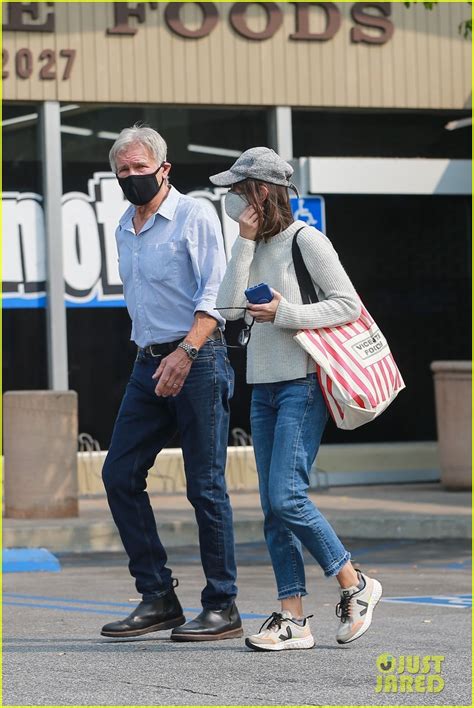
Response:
[141,242,183,284]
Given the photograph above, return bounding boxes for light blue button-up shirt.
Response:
[116,186,226,347]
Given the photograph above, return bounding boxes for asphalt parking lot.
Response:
[3,539,471,706]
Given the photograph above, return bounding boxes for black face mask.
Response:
[117,163,165,206]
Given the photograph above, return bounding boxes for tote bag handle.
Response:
[292,227,319,305]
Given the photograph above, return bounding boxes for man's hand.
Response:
[239,206,259,241]
[152,348,192,397]
[247,289,282,323]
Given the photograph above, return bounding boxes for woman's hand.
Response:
[239,206,259,241]
[247,289,282,323]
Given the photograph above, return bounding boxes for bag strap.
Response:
[292,226,319,305]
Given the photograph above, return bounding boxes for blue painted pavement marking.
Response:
[3,601,125,615]
[3,593,269,620]
[382,594,472,609]
[3,549,61,573]
[422,560,472,570]
[3,593,137,608]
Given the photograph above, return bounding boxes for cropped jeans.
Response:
[250,373,351,600]
[102,339,238,609]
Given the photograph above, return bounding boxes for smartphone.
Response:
[245,283,274,304]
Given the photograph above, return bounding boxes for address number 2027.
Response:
[2,48,77,80]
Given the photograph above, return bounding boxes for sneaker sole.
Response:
[337,579,383,645]
[100,614,186,638]
[245,635,315,652]
[170,626,244,642]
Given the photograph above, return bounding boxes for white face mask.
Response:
[224,192,248,222]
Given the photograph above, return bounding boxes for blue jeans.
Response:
[250,373,351,600]
[102,339,238,609]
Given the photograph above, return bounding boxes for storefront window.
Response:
[60,104,268,192]
[4,101,471,447]
[292,108,471,159]
[3,102,48,393]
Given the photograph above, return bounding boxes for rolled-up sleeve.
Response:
[186,203,227,327]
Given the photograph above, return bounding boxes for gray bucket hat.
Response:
[210,146,296,190]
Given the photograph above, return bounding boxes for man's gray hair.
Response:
[109,124,167,173]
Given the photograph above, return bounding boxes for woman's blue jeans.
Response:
[250,373,351,600]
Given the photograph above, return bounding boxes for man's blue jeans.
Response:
[250,373,351,600]
[102,339,238,609]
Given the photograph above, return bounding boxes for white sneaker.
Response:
[245,611,315,652]
[336,570,382,644]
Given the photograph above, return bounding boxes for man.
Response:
[101,124,242,642]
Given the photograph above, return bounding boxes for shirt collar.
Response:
[119,185,181,231]
[119,204,135,230]
[157,185,181,221]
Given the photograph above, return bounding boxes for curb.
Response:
[3,513,471,554]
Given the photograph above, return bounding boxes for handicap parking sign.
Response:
[290,195,326,234]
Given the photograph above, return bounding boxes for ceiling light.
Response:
[188,143,242,158]
[445,117,472,131]
[97,131,121,140]
[60,125,93,136]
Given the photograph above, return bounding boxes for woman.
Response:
[211,147,382,652]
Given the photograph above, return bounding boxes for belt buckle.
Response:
[149,344,163,358]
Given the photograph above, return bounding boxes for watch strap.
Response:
[177,341,198,360]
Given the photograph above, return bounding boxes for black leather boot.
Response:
[170,601,243,642]
[101,588,185,637]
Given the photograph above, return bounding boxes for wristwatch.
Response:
[177,341,199,361]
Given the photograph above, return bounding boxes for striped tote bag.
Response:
[292,229,405,430]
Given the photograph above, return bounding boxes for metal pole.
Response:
[39,101,69,390]
[298,156,309,196]
[267,107,311,195]
[268,106,293,161]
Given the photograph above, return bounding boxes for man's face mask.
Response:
[117,162,165,206]
[224,191,249,222]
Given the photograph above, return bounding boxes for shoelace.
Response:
[258,612,284,633]
[335,569,364,623]
[335,594,352,623]
[258,612,314,633]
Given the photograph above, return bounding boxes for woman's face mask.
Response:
[224,191,249,222]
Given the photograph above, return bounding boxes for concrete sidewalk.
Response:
[3,483,471,553]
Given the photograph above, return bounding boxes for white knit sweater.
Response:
[217,220,361,384]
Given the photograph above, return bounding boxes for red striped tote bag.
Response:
[292,229,405,430]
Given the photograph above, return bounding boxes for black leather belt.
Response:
[141,338,184,357]
[139,329,223,358]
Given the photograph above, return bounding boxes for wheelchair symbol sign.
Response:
[290,195,326,233]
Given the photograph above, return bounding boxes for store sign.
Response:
[3,2,394,46]
[2,174,238,309]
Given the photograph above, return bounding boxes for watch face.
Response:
[179,342,199,360]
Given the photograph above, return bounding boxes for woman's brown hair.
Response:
[235,179,294,243]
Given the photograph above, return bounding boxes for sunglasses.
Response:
[215,308,255,349]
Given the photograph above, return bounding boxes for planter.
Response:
[431,361,472,490]
[3,391,79,518]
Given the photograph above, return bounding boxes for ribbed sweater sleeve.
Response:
[274,228,361,330]
[216,236,256,321]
